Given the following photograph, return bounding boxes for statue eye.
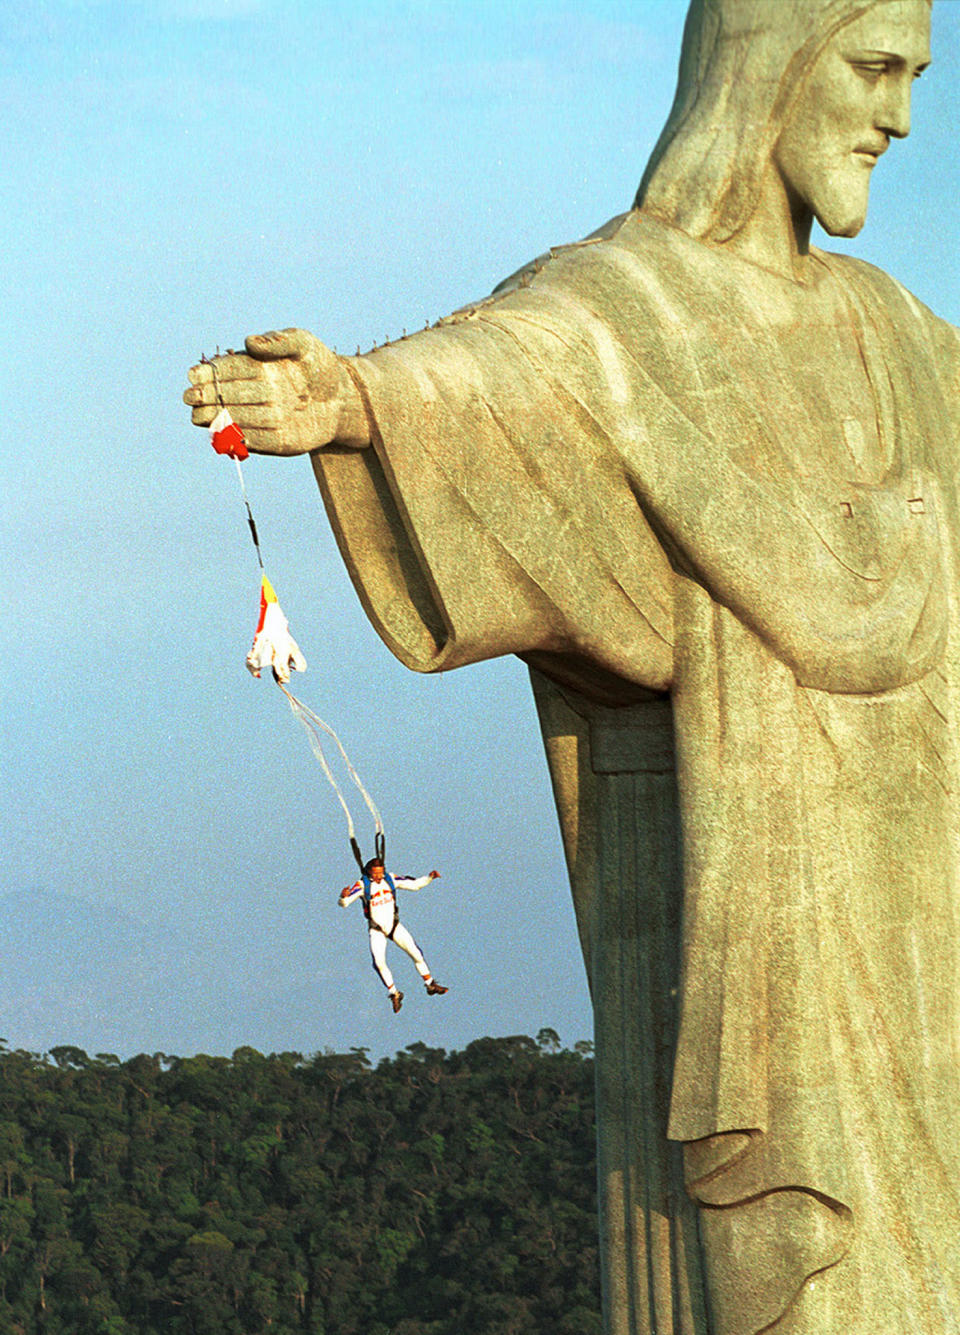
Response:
[849,60,889,82]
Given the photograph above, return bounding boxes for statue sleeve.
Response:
[310,296,675,693]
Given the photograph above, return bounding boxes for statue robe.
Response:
[312,210,960,1333]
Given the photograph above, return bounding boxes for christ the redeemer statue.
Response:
[185,3,960,1330]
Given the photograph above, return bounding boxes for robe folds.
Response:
[312,210,960,1333]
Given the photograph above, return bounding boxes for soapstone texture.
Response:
[185,1,960,1329]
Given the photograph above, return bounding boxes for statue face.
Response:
[774,0,931,238]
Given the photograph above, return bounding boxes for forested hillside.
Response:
[0,1033,599,1334]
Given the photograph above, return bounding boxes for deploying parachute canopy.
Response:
[246,575,306,685]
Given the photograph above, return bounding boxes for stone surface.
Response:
[184,1,960,1330]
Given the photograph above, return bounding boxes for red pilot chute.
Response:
[209,407,248,460]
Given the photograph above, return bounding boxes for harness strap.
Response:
[350,837,364,873]
[362,871,399,938]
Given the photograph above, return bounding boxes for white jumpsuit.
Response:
[339,873,437,992]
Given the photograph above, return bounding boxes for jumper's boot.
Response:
[390,990,404,1013]
[425,980,448,996]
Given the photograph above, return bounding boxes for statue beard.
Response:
[800,157,874,239]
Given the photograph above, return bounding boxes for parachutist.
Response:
[338,857,447,1012]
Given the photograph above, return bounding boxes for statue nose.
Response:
[877,80,912,139]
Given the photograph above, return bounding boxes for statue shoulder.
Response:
[815,247,960,346]
[357,212,684,358]
[487,211,634,300]
[437,211,645,327]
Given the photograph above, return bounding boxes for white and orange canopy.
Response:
[246,574,307,685]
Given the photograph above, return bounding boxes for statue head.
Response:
[636,0,932,244]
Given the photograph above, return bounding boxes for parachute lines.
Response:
[278,684,383,844]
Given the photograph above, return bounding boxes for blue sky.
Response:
[3,0,958,1062]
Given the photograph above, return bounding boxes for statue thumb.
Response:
[245,327,326,364]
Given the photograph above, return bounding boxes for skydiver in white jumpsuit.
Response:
[338,858,448,1013]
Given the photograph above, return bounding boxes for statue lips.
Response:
[852,137,889,166]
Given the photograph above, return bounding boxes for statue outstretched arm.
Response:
[184,328,371,455]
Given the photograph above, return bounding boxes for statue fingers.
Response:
[187,362,215,388]
[187,352,262,386]
[238,425,310,457]
[188,396,280,431]
[184,378,274,409]
[185,354,273,427]
[224,405,280,430]
[184,382,213,408]
[244,408,341,453]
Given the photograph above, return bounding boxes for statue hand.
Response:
[184,328,370,455]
